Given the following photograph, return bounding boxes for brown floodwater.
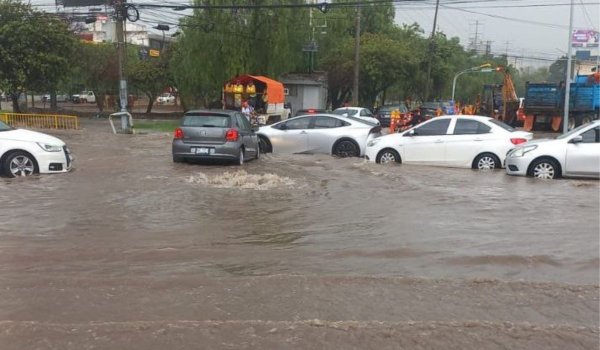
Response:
[0,119,598,349]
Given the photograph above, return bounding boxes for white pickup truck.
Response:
[72,91,96,104]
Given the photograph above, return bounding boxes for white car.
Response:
[257,114,381,157]
[156,93,175,104]
[0,120,72,177]
[506,120,599,179]
[332,107,380,125]
[365,115,532,169]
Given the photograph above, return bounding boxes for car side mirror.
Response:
[569,135,583,144]
[278,123,287,130]
[405,129,416,136]
[342,113,349,117]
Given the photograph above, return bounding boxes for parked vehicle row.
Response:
[1,111,597,181]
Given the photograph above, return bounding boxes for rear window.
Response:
[333,109,359,117]
[487,119,514,132]
[182,114,231,128]
[379,105,408,113]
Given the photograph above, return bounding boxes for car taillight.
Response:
[174,127,184,139]
[225,129,239,142]
[510,138,527,145]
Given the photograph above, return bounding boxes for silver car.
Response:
[506,120,600,179]
[172,110,260,165]
[257,114,381,157]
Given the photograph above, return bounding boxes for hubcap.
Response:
[533,163,555,179]
[477,156,496,170]
[10,156,35,176]
[336,142,356,158]
[379,152,396,164]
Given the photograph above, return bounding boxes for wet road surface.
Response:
[0,119,598,349]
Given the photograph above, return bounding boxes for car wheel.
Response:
[3,151,37,178]
[258,136,271,153]
[473,153,500,170]
[173,155,185,163]
[236,148,245,165]
[581,116,593,125]
[529,158,560,179]
[333,139,359,158]
[376,148,401,164]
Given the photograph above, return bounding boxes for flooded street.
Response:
[0,119,598,349]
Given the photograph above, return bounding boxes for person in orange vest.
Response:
[390,109,400,133]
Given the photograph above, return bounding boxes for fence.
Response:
[0,113,79,130]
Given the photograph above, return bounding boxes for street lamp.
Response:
[451,63,493,102]
[153,24,170,50]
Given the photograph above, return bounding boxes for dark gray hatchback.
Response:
[172,110,260,165]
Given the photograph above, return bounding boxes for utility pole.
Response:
[563,0,574,133]
[352,3,361,106]
[115,0,128,113]
[424,0,440,101]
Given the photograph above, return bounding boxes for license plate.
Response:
[192,147,210,155]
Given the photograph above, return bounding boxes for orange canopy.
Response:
[225,75,284,104]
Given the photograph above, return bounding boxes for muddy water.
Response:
[0,119,598,349]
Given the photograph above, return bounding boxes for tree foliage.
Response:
[0,0,76,112]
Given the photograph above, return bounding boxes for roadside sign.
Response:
[572,29,599,48]
[149,49,160,57]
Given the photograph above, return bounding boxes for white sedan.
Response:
[0,120,72,177]
[257,114,381,157]
[156,93,175,104]
[365,115,532,169]
[506,120,599,179]
[332,107,380,125]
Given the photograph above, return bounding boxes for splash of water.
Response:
[186,170,296,190]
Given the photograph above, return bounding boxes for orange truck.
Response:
[222,75,289,125]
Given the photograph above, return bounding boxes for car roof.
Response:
[185,109,236,115]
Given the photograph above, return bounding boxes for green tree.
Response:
[129,53,172,113]
[0,0,76,112]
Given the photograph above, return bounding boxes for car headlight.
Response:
[509,145,537,158]
[367,138,380,147]
[37,142,63,152]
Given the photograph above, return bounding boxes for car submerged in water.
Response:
[172,110,260,165]
[506,120,600,179]
[365,115,532,170]
[0,120,72,177]
[256,113,381,158]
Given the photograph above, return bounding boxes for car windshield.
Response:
[332,109,359,117]
[487,119,515,132]
[182,114,231,128]
[556,123,594,139]
[0,120,12,131]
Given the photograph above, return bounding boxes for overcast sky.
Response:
[394,0,600,67]
[32,0,600,68]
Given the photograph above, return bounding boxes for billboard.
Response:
[572,29,599,48]
[58,0,108,7]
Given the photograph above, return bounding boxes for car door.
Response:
[565,126,600,177]
[401,118,451,165]
[235,113,258,157]
[307,115,350,153]
[445,118,494,167]
[269,117,310,154]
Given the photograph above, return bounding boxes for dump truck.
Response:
[521,72,600,131]
[222,75,289,125]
